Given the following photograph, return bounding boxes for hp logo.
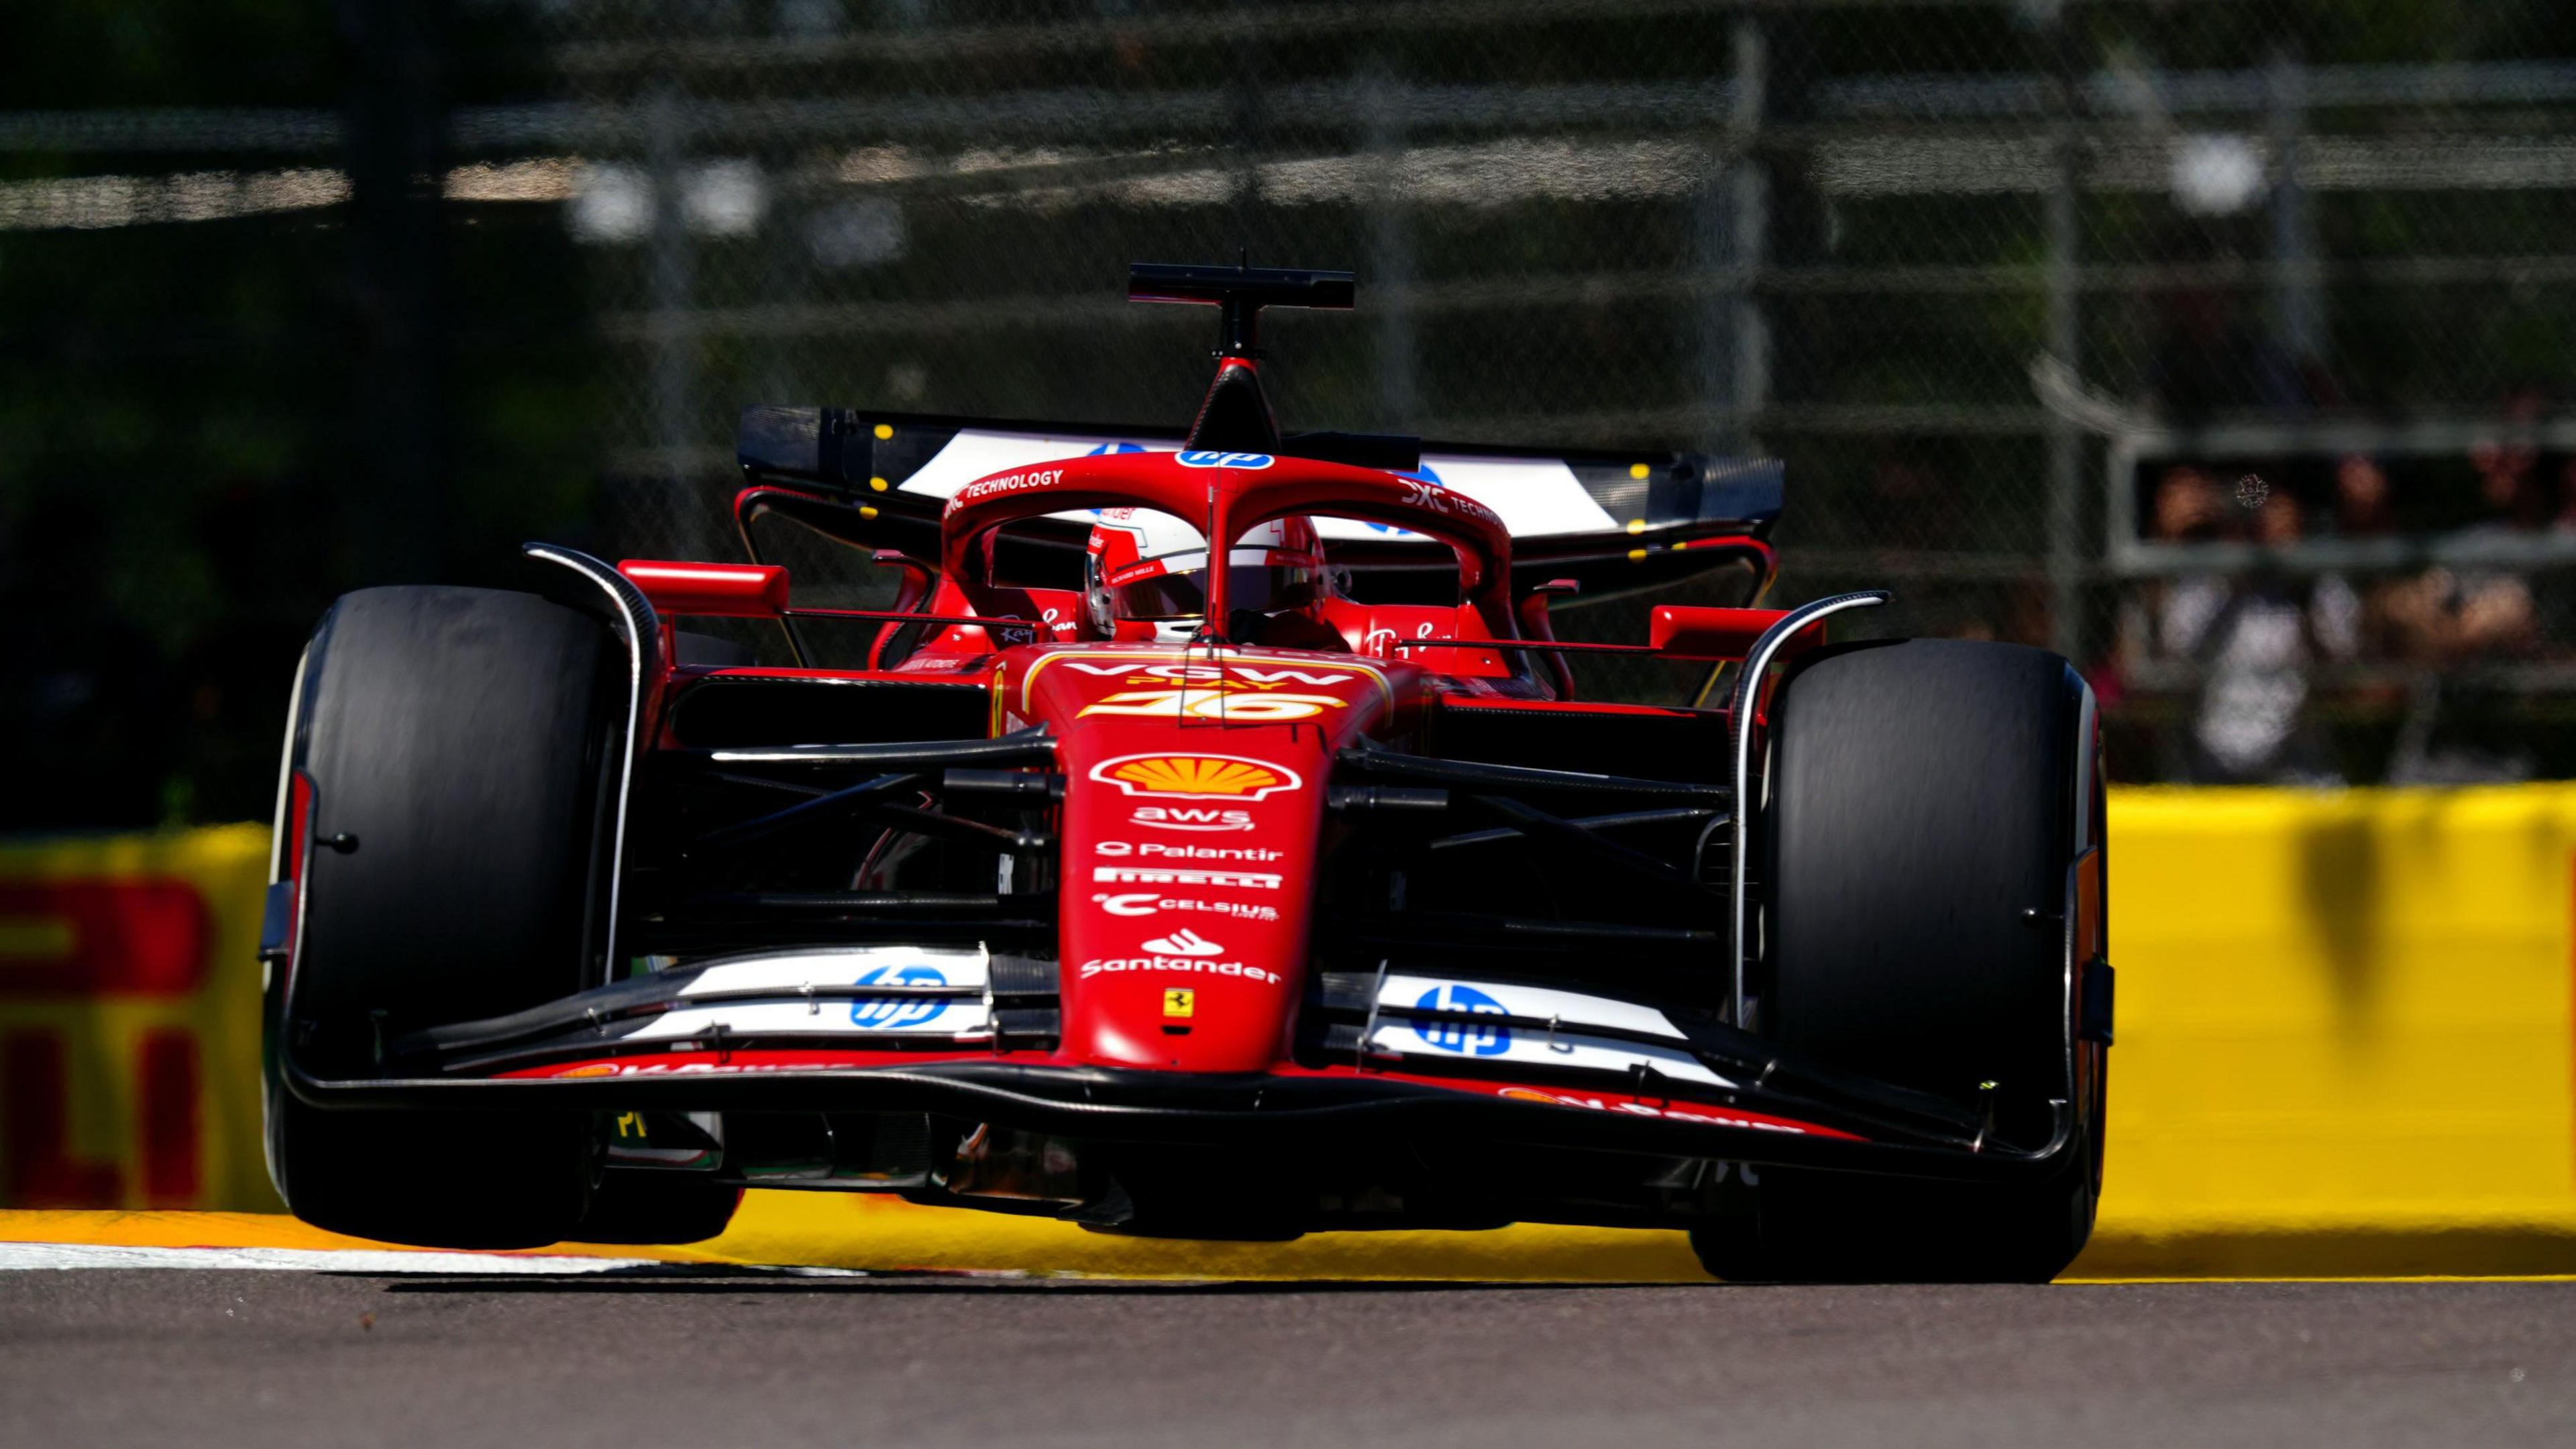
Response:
[850,965,949,1028]
[1412,983,1510,1057]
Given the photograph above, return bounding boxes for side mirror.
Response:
[1516,579,1582,700]
[871,548,934,616]
[1648,605,1826,660]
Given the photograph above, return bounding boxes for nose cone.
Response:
[1001,645,1401,1073]
[1059,735,1324,1072]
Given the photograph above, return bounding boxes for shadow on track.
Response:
[369,1265,1676,1296]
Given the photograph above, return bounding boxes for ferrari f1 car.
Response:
[263,262,2110,1281]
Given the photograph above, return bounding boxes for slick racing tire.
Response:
[574,1171,745,1246]
[1691,638,2106,1284]
[265,586,616,1250]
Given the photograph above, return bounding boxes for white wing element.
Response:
[894,429,1617,539]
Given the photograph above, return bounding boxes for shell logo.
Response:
[1088,753,1305,801]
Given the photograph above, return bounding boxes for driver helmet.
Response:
[1084,509,1329,642]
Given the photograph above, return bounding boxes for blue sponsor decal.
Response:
[1085,441,1148,456]
[1411,983,1511,1056]
[851,964,950,1028]
[1175,450,1273,470]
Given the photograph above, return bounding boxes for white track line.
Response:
[0,1242,665,1273]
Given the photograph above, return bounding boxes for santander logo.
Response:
[1140,928,1223,957]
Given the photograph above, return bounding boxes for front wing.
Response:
[280,944,2078,1187]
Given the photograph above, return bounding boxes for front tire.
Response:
[1691,638,2106,1283]
[265,586,616,1249]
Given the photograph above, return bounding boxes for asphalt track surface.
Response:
[6,1269,2576,1448]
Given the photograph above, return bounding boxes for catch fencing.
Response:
[9,1,2576,783]
[534,0,2576,775]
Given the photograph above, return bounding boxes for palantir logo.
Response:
[1175,450,1273,470]
[1413,983,1510,1056]
[851,964,949,1028]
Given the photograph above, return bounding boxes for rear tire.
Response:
[1690,638,2105,1283]
[265,586,615,1249]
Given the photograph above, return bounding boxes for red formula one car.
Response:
[263,263,2110,1281]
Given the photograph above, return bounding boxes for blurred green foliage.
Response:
[0,0,599,827]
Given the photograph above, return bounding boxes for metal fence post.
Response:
[639,76,690,479]
[339,0,450,584]
[2269,46,2322,390]
[1698,15,1768,453]
[2045,11,2086,661]
[1364,62,1419,431]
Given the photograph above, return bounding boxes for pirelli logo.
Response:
[1092,866,1283,891]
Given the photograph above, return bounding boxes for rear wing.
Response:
[735,405,1780,598]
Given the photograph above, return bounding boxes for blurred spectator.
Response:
[2151,463,2226,543]
[2465,385,2544,519]
[2380,402,2551,782]
[2156,485,2357,784]
[2328,453,2395,538]
[2382,408,2546,665]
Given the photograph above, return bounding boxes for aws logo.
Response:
[1088,755,1304,801]
[1133,805,1255,833]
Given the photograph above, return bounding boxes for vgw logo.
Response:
[850,965,949,1028]
[1412,983,1510,1056]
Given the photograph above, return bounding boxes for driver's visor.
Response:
[1105,548,1316,621]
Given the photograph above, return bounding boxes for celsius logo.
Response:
[1090,754,1303,801]
[1175,450,1273,470]
[1091,893,1281,922]
[1413,983,1511,1057]
[1140,928,1222,957]
[850,965,949,1028]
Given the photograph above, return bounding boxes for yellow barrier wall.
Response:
[2081,785,2576,1275]
[0,826,279,1213]
[6,790,2573,1275]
